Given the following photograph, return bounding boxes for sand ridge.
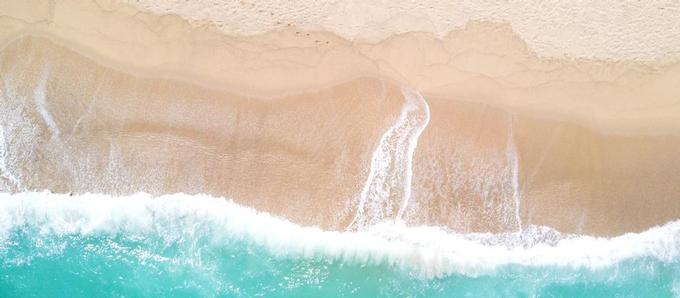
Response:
[1,0,680,135]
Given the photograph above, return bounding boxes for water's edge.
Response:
[2,191,679,296]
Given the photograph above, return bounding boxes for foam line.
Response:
[1,192,678,279]
[396,89,430,221]
[349,88,430,229]
[0,126,22,190]
[33,66,59,138]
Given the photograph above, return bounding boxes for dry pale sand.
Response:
[1,0,680,235]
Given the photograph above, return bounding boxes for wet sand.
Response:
[1,0,680,235]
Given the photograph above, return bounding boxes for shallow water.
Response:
[1,192,678,297]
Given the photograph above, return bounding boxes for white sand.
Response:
[122,0,680,62]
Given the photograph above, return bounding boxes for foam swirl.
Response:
[1,191,678,279]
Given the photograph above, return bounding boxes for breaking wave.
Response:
[1,191,678,279]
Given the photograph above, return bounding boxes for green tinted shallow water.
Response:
[1,193,679,297]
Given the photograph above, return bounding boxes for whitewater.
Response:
[1,191,679,296]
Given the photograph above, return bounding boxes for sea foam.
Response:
[0,191,678,279]
[349,88,430,229]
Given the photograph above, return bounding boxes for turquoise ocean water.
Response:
[1,192,679,297]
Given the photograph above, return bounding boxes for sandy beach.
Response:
[1,0,680,236]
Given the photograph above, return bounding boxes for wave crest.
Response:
[0,191,678,278]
